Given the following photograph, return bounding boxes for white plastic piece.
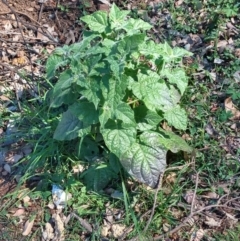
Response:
[52,185,72,209]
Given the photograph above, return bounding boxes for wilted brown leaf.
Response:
[224,97,240,120]
[204,216,221,227]
[22,218,35,236]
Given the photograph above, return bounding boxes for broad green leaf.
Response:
[172,47,193,58]
[102,119,136,158]
[46,55,68,79]
[158,128,192,153]
[102,38,115,48]
[121,132,167,188]
[54,110,89,141]
[163,42,173,56]
[144,83,180,112]
[50,70,77,108]
[161,68,188,95]
[109,3,130,29]
[69,101,99,126]
[69,32,100,53]
[80,79,101,109]
[164,105,187,130]
[145,110,163,126]
[99,102,113,127]
[105,56,125,79]
[161,42,192,62]
[50,87,76,108]
[53,45,69,55]
[131,70,161,99]
[137,122,155,131]
[139,40,164,59]
[114,102,136,127]
[117,34,145,54]
[134,105,162,129]
[109,153,122,174]
[82,163,116,191]
[122,18,152,34]
[101,76,128,108]
[81,11,108,33]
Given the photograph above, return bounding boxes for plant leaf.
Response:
[99,102,113,127]
[46,55,69,79]
[80,79,101,109]
[77,136,99,160]
[117,34,145,54]
[158,128,192,153]
[121,132,167,188]
[109,3,130,29]
[81,11,108,33]
[144,83,180,112]
[69,101,99,125]
[122,18,152,34]
[164,105,187,130]
[161,68,188,95]
[131,70,160,99]
[54,110,89,141]
[114,102,136,127]
[50,70,76,108]
[102,119,136,158]
[82,163,116,191]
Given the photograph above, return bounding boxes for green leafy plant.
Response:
[46,4,192,189]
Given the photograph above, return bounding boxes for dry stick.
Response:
[190,170,200,214]
[65,212,93,233]
[54,0,61,29]
[37,1,45,23]
[0,10,41,25]
[153,200,240,240]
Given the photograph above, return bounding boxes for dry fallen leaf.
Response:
[183,190,194,204]
[22,218,35,236]
[42,222,55,241]
[190,228,204,241]
[111,224,126,239]
[52,213,65,241]
[224,97,240,120]
[204,216,221,227]
[12,208,25,217]
[101,220,110,237]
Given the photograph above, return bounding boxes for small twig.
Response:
[153,199,240,240]
[54,0,61,29]
[190,170,200,214]
[65,212,93,233]
[0,10,40,25]
[144,173,164,233]
[37,1,45,23]
[164,161,194,172]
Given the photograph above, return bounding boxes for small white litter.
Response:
[52,185,72,209]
